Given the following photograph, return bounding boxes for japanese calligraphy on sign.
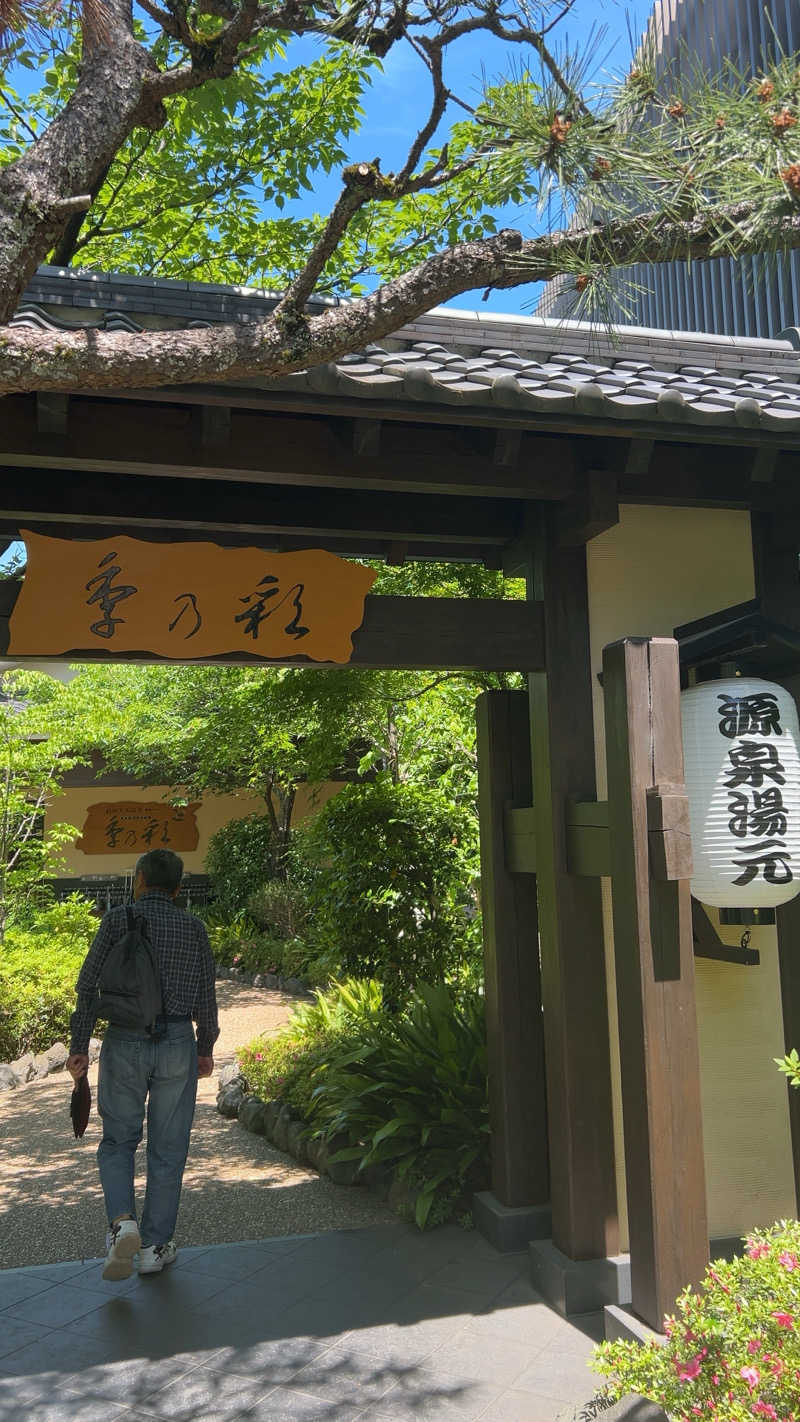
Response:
[77,802,201,855]
[683,676,800,909]
[8,532,378,662]
[719,694,793,890]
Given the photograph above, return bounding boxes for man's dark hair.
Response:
[135,849,184,893]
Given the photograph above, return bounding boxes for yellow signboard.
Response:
[9,532,377,662]
[78,802,200,855]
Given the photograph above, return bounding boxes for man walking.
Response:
[66,848,219,1282]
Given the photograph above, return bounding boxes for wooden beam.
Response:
[769,657,800,1212]
[199,405,231,448]
[556,471,619,547]
[777,890,800,1212]
[0,466,519,550]
[603,635,709,1330]
[625,438,654,476]
[353,419,382,457]
[526,517,619,1261]
[385,541,408,567]
[504,805,536,873]
[477,691,548,1207]
[0,395,577,502]
[505,799,614,878]
[750,517,800,1209]
[493,429,521,469]
[0,583,546,673]
[35,393,68,436]
[750,447,778,485]
[89,383,800,455]
[691,900,760,965]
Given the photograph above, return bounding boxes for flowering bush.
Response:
[593,1220,800,1420]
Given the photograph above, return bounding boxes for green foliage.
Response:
[776,1048,800,1089]
[0,31,378,288]
[0,896,97,1058]
[238,978,383,1117]
[0,670,84,937]
[593,1220,800,1420]
[296,778,481,1001]
[246,876,310,942]
[308,983,489,1230]
[205,813,276,918]
[239,978,488,1229]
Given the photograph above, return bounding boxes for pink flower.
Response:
[675,1353,704,1382]
[740,1366,760,1390]
[746,1241,771,1260]
[748,1338,761,1353]
[772,1312,794,1329]
[752,1405,778,1419]
[255,1053,264,1061]
[779,1251,798,1270]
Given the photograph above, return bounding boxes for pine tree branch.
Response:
[5,197,800,396]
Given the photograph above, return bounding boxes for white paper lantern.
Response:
[681,676,800,908]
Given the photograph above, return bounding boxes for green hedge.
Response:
[0,897,97,1059]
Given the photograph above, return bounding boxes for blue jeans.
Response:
[97,1020,198,1248]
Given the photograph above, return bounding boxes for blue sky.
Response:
[278,0,656,314]
[4,0,655,322]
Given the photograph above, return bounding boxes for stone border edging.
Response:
[216,1067,393,1200]
[214,964,314,998]
[0,1038,102,1092]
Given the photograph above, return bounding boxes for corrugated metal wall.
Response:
[537,0,800,336]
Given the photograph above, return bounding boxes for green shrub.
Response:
[205,814,277,919]
[593,1220,800,1420]
[0,896,97,1058]
[238,978,384,1117]
[247,878,310,941]
[295,779,482,1001]
[308,983,489,1229]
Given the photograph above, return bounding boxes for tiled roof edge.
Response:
[18,267,800,374]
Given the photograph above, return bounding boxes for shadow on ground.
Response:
[0,1224,606,1421]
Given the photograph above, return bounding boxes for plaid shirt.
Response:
[70,890,219,1056]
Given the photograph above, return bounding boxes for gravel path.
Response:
[0,981,394,1270]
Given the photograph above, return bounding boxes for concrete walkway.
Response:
[0,1223,605,1421]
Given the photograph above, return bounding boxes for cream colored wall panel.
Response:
[48,781,341,877]
[696,924,796,1237]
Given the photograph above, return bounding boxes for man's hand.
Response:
[197,1056,214,1079]
[66,1054,89,1082]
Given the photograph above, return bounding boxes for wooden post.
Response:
[603,636,709,1330]
[751,512,800,1211]
[526,519,619,1261]
[476,691,549,1207]
[772,659,800,1214]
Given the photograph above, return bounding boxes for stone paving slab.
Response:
[0,1224,606,1421]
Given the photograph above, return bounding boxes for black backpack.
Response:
[97,908,163,1034]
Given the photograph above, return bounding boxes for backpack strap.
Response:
[126,906,135,932]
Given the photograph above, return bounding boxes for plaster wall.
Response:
[587,503,796,1246]
[46,781,341,877]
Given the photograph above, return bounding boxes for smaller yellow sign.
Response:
[78,802,201,856]
[9,532,377,661]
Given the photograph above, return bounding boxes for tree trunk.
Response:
[0,0,160,323]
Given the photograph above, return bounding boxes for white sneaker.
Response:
[138,1240,178,1275]
[102,1219,141,1280]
